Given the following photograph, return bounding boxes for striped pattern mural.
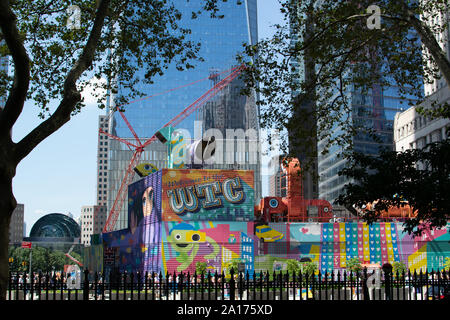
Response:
[320,222,401,273]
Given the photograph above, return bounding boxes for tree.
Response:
[299,261,317,276]
[336,138,450,236]
[224,259,244,276]
[0,0,232,300]
[392,261,407,278]
[241,1,450,154]
[8,246,83,273]
[345,257,363,275]
[195,261,207,275]
[286,259,301,275]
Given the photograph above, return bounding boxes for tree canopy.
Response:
[240,0,450,156]
[0,0,236,300]
[8,246,83,273]
[336,138,450,236]
[239,0,450,233]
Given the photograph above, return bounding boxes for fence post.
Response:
[229,268,235,301]
[382,263,393,301]
[292,271,296,301]
[83,269,89,301]
[362,267,369,301]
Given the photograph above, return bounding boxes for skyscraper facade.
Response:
[9,203,24,245]
[106,1,259,230]
[201,75,261,201]
[318,84,422,204]
[289,3,319,200]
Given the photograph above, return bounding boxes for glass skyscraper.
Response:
[106,1,260,230]
[318,83,422,204]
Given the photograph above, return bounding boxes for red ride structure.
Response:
[100,65,246,233]
[255,157,333,223]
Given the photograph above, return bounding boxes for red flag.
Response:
[21,241,32,249]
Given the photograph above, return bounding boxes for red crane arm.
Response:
[118,110,143,147]
[99,128,139,149]
[103,149,143,233]
[103,65,245,232]
[141,64,245,149]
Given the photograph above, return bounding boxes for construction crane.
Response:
[101,64,246,233]
[65,245,83,267]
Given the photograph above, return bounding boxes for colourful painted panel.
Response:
[160,221,255,275]
[103,217,449,275]
[161,169,255,222]
[319,222,405,273]
[83,244,103,273]
[128,170,163,229]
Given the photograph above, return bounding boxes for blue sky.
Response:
[11,0,283,235]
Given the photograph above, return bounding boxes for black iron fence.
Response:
[7,268,450,301]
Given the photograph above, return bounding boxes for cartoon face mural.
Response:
[102,172,163,274]
[128,171,162,232]
[161,222,256,275]
[167,223,219,272]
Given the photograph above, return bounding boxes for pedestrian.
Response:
[97,273,104,299]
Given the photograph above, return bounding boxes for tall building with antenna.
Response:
[105,1,260,231]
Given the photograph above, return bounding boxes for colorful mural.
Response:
[161,169,254,222]
[253,222,450,273]
[102,169,449,275]
[83,244,103,273]
[161,221,255,275]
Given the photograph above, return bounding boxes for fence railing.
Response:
[6,268,450,301]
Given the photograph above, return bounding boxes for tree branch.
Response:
[14,0,112,163]
[404,11,450,89]
[0,0,31,136]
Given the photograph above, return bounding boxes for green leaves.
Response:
[1,0,233,118]
[8,246,83,272]
[336,138,450,236]
[238,0,448,159]
[345,257,362,274]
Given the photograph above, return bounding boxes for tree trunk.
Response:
[0,164,16,300]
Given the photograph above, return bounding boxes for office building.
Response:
[318,83,421,203]
[97,115,110,207]
[201,75,262,201]
[9,203,24,245]
[268,155,285,198]
[394,86,450,153]
[395,4,450,153]
[288,2,319,199]
[106,1,259,231]
[80,205,107,246]
[421,6,450,97]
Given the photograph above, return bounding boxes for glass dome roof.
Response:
[29,213,80,238]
